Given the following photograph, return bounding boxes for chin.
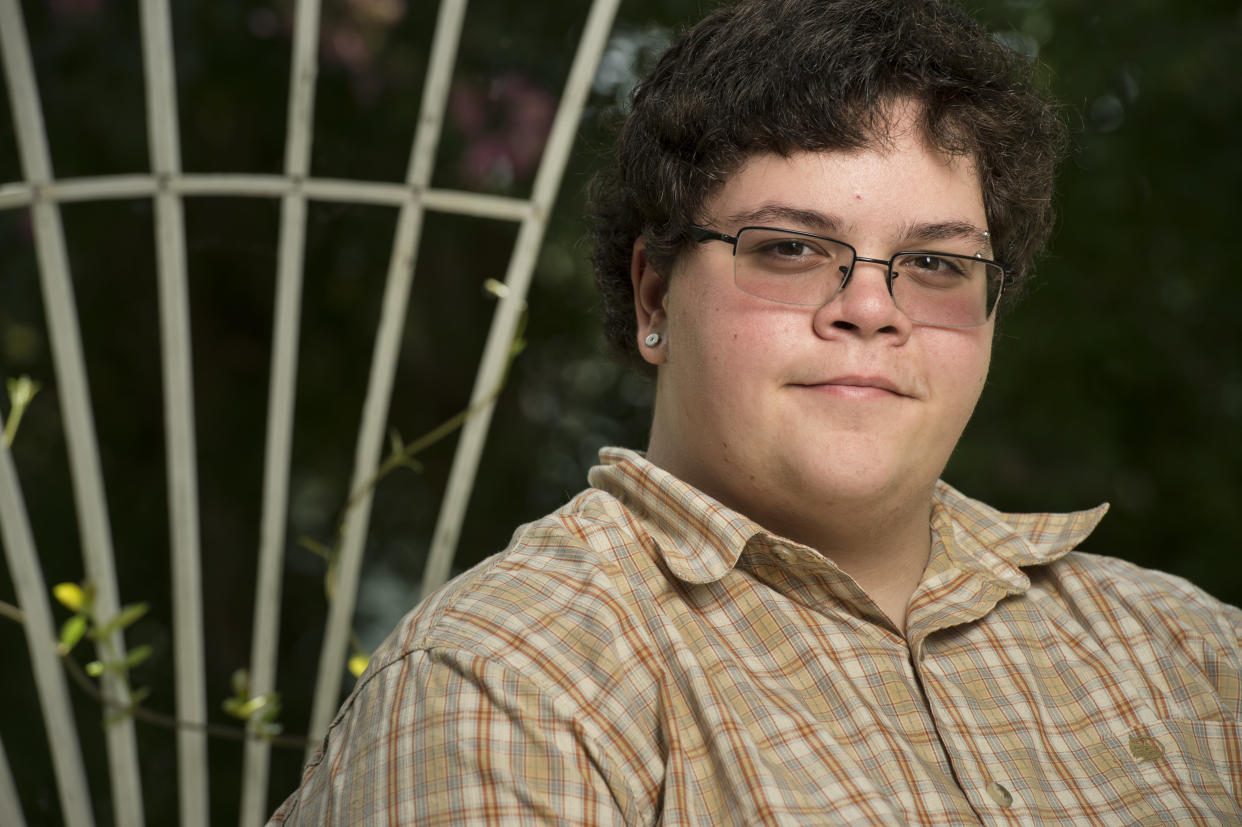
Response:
[791,454,930,508]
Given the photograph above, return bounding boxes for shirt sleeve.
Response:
[268,648,632,826]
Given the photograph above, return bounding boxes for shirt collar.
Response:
[588,447,1109,590]
[587,447,766,583]
[929,479,1109,589]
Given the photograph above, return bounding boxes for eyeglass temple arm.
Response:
[686,225,737,246]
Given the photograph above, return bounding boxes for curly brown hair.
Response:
[588,0,1066,373]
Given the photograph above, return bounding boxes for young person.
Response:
[271,0,1241,822]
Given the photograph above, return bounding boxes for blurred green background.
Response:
[1,0,1239,824]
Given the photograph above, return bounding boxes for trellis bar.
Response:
[0,411,93,826]
[238,0,323,821]
[0,2,144,824]
[1,0,633,822]
[0,175,533,221]
[305,0,470,754]
[0,732,26,827]
[421,0,624,598]
[138,1,208,825]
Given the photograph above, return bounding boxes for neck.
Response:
[808,500,932,633]
[750,492,933,633]
[646,437,933,633]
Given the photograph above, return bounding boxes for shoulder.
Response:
[271,489,664,824]
[1033,551,1242,688]
[361,485,662,697]
[1046,551,1240,636]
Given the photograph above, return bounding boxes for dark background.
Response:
[1,0,1239,824]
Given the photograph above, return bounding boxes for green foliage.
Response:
[223,669,284,739]
[90,602,148,642]
[50,581,151,715]
[2,375,40,447]
[57,613,87,656]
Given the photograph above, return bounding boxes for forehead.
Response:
[702,129,986,242]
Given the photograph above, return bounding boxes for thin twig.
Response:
[61,654,314,751]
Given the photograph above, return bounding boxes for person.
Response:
[270,0,1242,822]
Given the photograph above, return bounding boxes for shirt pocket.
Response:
[1110,718,1241,822]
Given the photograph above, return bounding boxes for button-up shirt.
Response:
[270,447,1242,825]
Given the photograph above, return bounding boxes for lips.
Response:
[791,374,912,398]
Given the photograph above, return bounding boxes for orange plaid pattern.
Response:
[270,448,1241,825]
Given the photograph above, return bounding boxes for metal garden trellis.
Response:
[0,0,623,824]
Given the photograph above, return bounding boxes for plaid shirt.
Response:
[270,447,1242,825]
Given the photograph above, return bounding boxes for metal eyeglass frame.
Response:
[686,224,1012,329]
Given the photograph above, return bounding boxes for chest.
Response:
[636,588,1241,825]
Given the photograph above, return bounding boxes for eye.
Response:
[894,253,972,286]
[903,254,966,274]
[740,232,841,270]
[758,239,818,258]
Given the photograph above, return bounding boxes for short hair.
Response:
[588,0,1066,372]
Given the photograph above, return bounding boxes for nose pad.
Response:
[815,258,909,338]
[829,259,896,305]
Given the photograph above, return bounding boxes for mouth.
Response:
[791,375,911,399]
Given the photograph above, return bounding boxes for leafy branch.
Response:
[302,279,528,676]
[2,279,529,745]
[32,582,315,749]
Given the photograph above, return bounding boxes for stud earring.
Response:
[644,332,661,347]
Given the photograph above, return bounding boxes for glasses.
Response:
[687,225,1009,329]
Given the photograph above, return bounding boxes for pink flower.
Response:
[449,73,556,190]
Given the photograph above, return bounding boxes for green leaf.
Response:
[6,375,40,408]
[123,644,152,669]
[348,653,370,678]
[93,602,149,639]
[58,614,87,655]
[115,603,148,629]
[259,695,282,723]
[129,686,150,705]
[3,376,41,447]
[225,691,280,720]
[85,660,105,677]
[239,691,280,718]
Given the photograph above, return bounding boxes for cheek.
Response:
[925,332,992,411]
[958,346,992,416]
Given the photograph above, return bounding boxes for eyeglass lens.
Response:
[732,227,1002,328]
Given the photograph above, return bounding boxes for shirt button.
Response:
[985,781,1013,808]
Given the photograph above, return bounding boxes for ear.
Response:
[631,236,669,366]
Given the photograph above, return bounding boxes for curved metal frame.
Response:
[0,0,623,824]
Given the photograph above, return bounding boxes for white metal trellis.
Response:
[0,0,623,824]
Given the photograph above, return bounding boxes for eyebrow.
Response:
[720,203,992,253]
[723,205,843,234]
[898,220,993,252]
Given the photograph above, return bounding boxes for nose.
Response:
[811,256,913,342]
